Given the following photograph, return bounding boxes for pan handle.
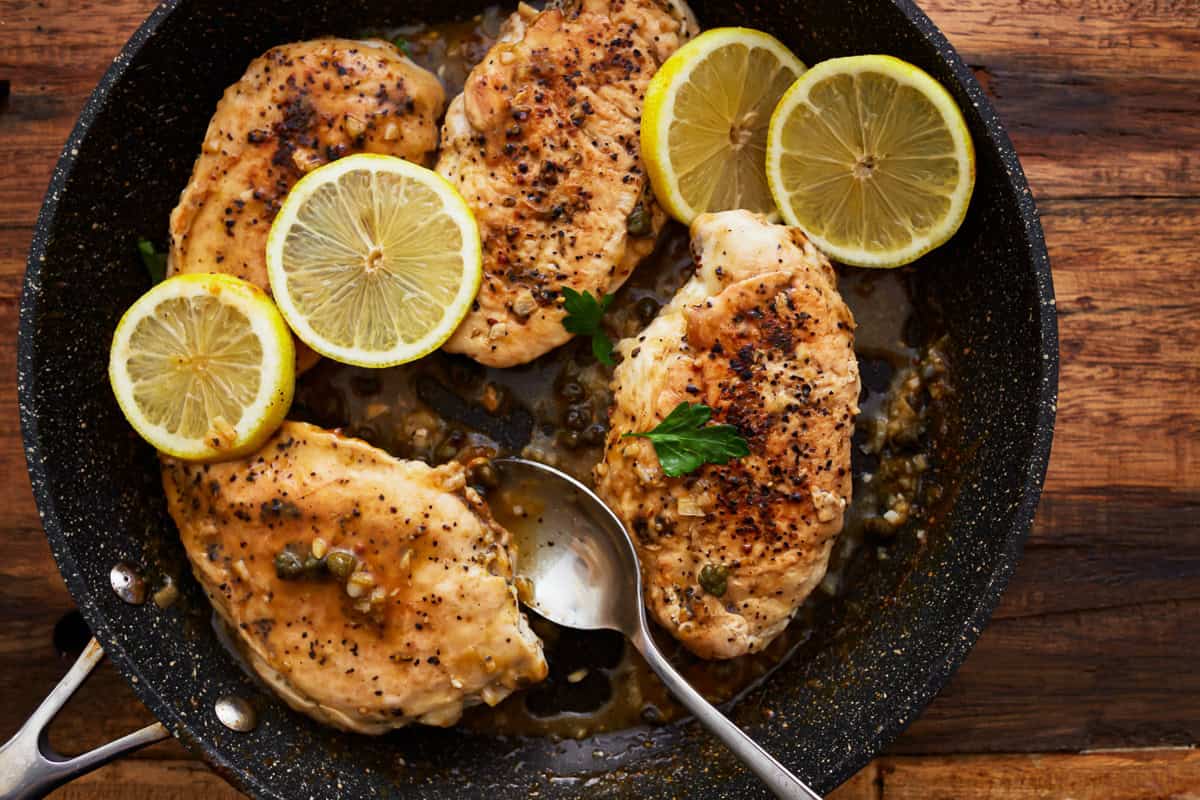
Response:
[0,638,169,800]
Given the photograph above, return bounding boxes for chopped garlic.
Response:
[233,559,251,582]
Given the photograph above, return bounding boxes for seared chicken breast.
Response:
[168,38,445,369]
[162,421,547,732]
[438,0,697,367]
[595,210,860,659]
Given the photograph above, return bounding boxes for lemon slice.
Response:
[642,28,806,224]
[766,55,975,267]
[108,273,295,461]
[265,154,482,368]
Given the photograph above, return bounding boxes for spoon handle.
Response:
[632,628,823,800]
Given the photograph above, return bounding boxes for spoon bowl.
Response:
[495,457,644,633]
[495,457,823,800]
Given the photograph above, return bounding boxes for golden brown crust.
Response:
[437,0,694,367]
[595,210,859,659]
[167,39,445,371]
[161,422,546,733]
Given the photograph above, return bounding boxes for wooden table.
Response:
[1,0,1197,797]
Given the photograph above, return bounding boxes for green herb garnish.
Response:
[561,287,615,366]
[622,402,750,477]
[137,238,167,285]
[393,37,413,57]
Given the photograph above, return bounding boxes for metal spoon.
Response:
[495,457,823,800]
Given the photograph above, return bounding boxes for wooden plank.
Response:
[921,0,1200,199]
[0,566,193,759]
[893,599,1200,754]
[998,487,1200,621]
[1039,198,1200,492]
[43,749,1200,799]
[875,748,1200,800]
[48,759,244,800]
[923,0,1200,79]
[829,763,879,800]
[0,0,158,234]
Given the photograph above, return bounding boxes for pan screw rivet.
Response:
[215,695,257,732]
[109,563,147,605]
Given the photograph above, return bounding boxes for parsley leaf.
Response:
[623,402,750,477]
[561,287,615,366]
[393,37,413,57]
[137,238,167,285]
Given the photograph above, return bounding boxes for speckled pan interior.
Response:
[18,0,1056,796]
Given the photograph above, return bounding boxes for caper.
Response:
[558,429,581,449]
[303,554,327,576]
[634,296,660,324]
[564,405,591,431]
[559,381,585,402]
[349,373,382,397]
[582,422,607,446]
[626,203,652,237]
[435,438,460,464]
[326,551,358,579]
[697,563,729,597]
[274,550,305,580]
[641,704,665,725]
[468,460,501,489]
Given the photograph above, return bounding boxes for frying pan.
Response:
[11,0,1057,797]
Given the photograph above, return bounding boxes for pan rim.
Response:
[17,0,1058,795]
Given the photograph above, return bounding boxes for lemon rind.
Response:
[643,27,807,225]
[265,153,483,369]
[108,273,295,461]
[766,54,976,268]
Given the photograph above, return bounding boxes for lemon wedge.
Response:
[108,273,295,461]
[766,54,975,267]
[642,28,806,224]
[265,154,481,368]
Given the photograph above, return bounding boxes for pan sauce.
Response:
[282,11,955,738]
[290,221,955,738]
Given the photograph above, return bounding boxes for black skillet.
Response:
[11,0,1057,796]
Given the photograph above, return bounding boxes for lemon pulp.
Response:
[643,28,806,223]
[108,273,294,461]
[766,55,975,267]
[266,154,482,367]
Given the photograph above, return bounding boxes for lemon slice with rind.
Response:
[642,28,806,224]
[266,154,482,368]
[108,273,295,461]
[766,54,975,267]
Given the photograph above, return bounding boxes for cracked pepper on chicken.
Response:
[162,422,547,733]
[596,210,861,659]
[168,38,446,370]
[438,0,697,366]
[124,1,909,740]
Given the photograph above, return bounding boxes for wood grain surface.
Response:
[0,0,1197,796]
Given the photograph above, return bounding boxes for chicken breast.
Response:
[161,421,547,732]
[437,0,697,367]
[594,210,860,659]
[168,39,445,370]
